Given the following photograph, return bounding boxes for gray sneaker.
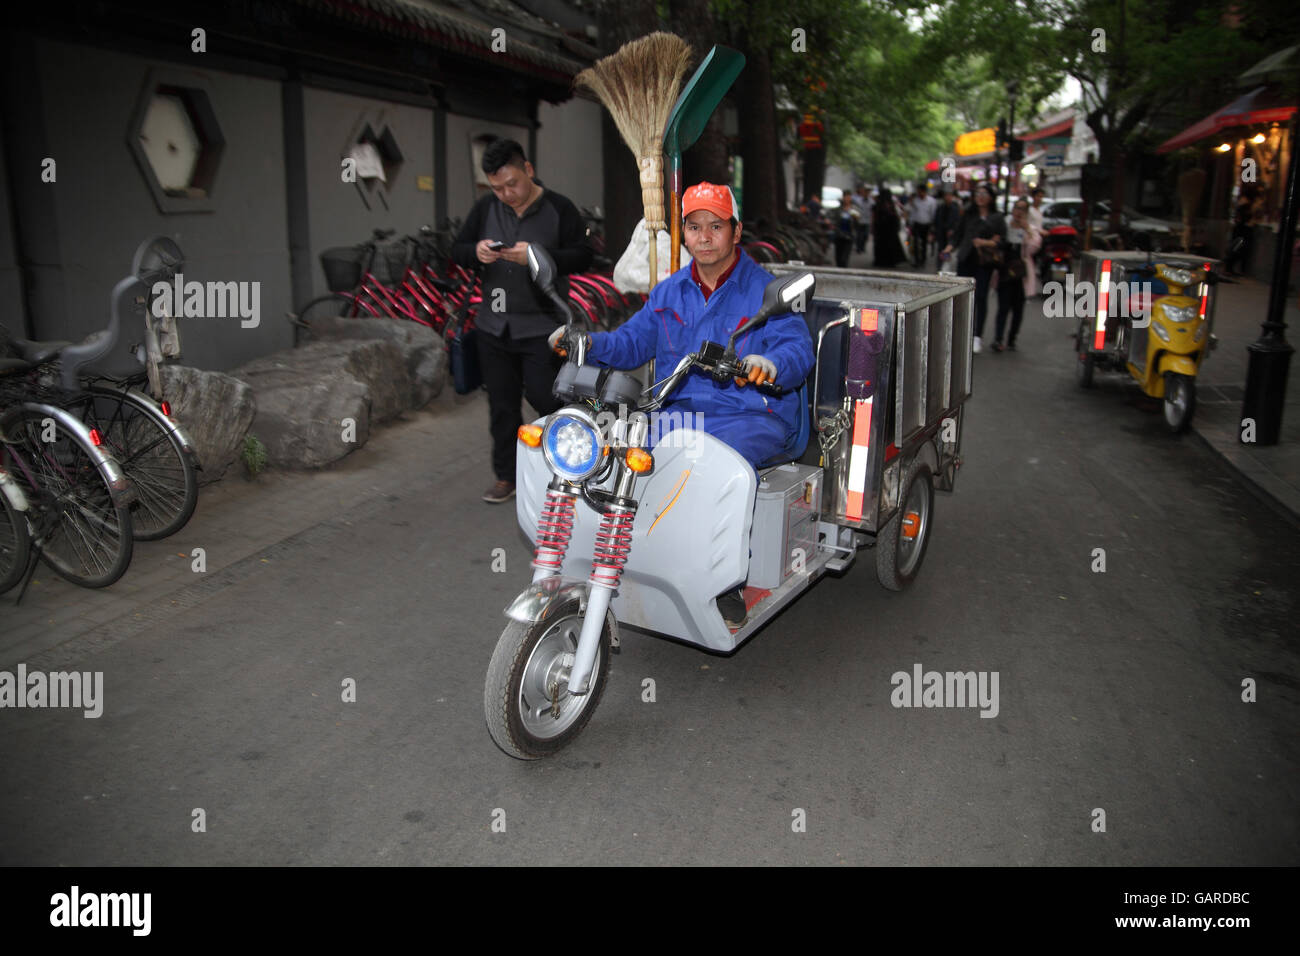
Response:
[482,480,516,504]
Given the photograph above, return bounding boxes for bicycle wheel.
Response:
[1,408,133,588]
[0,479,30,594]
[66,387,197,540]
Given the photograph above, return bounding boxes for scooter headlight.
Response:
[1152,322,1171,342]
[542,410,605,482]
[1161,304,1198,324]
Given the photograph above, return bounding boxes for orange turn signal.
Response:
[625,448,654,473]
[518,424,542,447]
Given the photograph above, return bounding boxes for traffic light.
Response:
[1009,138,1024,163]
[996,118,1008,149]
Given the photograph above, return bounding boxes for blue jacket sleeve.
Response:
[587,298,660,370]
[748,311,815,391]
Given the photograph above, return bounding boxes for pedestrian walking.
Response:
[906,184,938,265]
[852,185,871,254]
[942,183,1005,353]
[1224,186,1256,276]
[451,138,592,503]
[991,198,1041,352]
[873,186,907,269]
[933,188,961,268]
[833,194,857,267]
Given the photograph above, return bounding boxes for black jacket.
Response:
[451,185,592,338]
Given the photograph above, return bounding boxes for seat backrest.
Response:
[757,381,810,469]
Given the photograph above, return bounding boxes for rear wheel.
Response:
[291,293,392,344]
[1163,373,1196,433]
[1076,323,1095,388]
[1,408,133,588]
[484,599,613,759]
[876,459,934,591]
[69,389,197,540]
[0,483,30,594]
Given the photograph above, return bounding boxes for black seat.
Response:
[8,337,71,364]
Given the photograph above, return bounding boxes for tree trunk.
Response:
[736,47,780,225]
[670,0,730,187]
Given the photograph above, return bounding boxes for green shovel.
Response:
[663,45,746,272]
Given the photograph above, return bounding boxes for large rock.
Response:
[158,365,256,483]
[235,339,408,424]
[305,316,447,409]
[236,371,371,469]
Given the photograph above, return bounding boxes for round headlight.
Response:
[542,411,605,481]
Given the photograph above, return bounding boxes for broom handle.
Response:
[648,227,658,291]
[669,155,683,272]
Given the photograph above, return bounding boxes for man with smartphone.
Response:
[451,138,592,503]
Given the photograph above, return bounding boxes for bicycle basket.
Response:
[372,240,411,286]
[320,247,364,292]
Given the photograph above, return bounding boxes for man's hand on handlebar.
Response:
[549,326,590,357]
[735,354,777,387]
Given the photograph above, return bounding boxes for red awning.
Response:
[1158,86,1298,154]
[1021,117,1074,141]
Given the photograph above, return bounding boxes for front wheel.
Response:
[876,459,934,591]
[484,599,613,759]
[1163,373,1196,433]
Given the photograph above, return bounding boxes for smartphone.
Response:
[487,240,506,250]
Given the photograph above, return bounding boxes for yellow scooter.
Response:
[1075,252,1218,433]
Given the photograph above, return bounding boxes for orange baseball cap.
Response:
[683,182,740,221]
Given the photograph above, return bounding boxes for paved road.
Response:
[2,289,1297,866]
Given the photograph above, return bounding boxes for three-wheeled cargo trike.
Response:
[483,249,975,758]
[1072,250,1221,432]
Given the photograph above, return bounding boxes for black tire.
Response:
[876,459,935,591]
[1076,323,1095,388]
[1,408,133,588]
[69,388,198,540]
[484,598,613,759]
[1163,373,1196,433]
[0,484,31,594]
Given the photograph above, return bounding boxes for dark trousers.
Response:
[854,221,869,253]
[911,222,932,263]
[477,326,562,481]
[834,234,853,267]
[994,278,1026,346]
[962,260,995,338]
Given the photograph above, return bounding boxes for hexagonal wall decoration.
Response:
[128,70,225,214]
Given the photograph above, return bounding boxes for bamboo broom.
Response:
[576,32,693,291]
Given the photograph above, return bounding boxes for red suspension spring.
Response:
[590,508,635,588]
[533,490,576,573]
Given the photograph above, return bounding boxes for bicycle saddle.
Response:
[7,337,72,364]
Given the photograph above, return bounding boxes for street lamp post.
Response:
[1241,114,1298,446]
[1005,80,1020,213]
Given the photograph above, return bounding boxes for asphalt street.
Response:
[1,283,1297,866]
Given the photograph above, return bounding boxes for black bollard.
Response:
[1241,114,1298,446]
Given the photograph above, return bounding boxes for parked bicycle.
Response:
[0,276,142,593]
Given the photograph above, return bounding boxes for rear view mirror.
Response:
[527,244,557,296]
[728,272,816,351]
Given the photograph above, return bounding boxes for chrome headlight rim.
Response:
[541,407,605,482]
